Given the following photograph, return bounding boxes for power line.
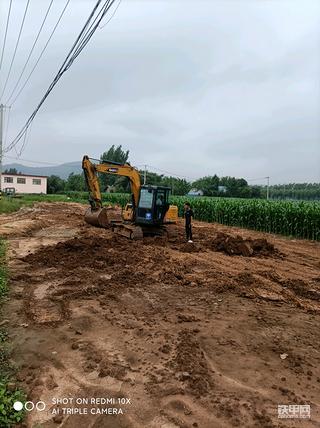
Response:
[0,0,31,101]
[17,120,33,157]
[3,106,11,145]
[246,176,269,182]
[61,0,116,68]
[9,0,71,106]
[99,0,122,29]
[5,0,119,155]
[146,164,197,181]
[0,0,13,75]
[5,0,55,105]
[3,154,61,165]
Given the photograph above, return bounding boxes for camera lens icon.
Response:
[13,401,46,412]
[13,401,23,411]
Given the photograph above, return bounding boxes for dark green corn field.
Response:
[170,197,320,241]
[96,193,319,241]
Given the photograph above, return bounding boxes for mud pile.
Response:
[169,330,214,398]
[22,236,140,269]
[210,232,278,257]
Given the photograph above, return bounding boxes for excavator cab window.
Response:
[136,186,170,225]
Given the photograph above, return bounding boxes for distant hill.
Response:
[3,161,82,179]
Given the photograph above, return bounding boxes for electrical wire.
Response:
[9,0,71,106]
[5,0,55,105]
[0,0,13,75]
[5,0,119,155]
[246,177,269,182]
[3,106,11,145]
[99,0,122,29]
[146,164,197,181]
[63,0,116,68]
[0,0,31,101]
[17,120,33,157]
[3,154,61,165]
[10,0,113,111]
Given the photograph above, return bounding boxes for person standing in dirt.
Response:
[184,202,194,242]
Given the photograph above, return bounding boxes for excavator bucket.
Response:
[84,206,122,228]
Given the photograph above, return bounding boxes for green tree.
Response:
[66,173,86,191]
[249,185,262,198]
[142,171,164,186]
[192,175,219,196]
[100,145,130,191]
[4,168,19,174]
[47,175,66,194]
[219,176,249,197]
[162,177,191,195]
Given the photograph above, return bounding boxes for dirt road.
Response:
[1,203,320,427]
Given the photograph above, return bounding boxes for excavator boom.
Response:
[82,155,141,209]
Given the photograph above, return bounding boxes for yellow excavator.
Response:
[82,155,178,239]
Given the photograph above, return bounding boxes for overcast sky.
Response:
[1,0,320,183]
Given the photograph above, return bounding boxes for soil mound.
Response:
[210,232,278,257]
[22,236,138,269]
[175,242,202,253]
[169,330,214,397]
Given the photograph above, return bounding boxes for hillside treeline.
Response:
[5,145,319,200]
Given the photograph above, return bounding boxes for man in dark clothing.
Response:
[184,202,194,242]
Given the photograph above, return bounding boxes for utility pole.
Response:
[143,165,147,185]
[0,104,4,192]
[266,176,270,200]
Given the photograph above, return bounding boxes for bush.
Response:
[0,381,25,427]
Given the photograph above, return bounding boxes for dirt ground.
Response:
[1,202,320,428]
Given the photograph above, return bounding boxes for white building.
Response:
[218,185,227,193]
[1,173,47,194]
[187,188,204,196]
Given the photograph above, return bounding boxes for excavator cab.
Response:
[136,186,170,225]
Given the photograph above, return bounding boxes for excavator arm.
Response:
[82,155,178,236]
[82,155,141,210]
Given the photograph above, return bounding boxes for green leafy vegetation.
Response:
[0,241,8,299]
[0,329,8,343]
[269,183,320,201]
[171,197,320,241]
[0,381,25,427]
[0,240,26,427]
[0,198,31,214]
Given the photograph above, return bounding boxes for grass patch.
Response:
[0,381,26,427]
[0,193,88,214]
[0,198,32,214]
[20,193,79,203]
[0,239,26,427]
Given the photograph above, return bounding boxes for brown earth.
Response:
[1,202,320,428]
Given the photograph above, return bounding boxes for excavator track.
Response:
[112,223,144,240]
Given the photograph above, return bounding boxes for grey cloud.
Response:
[2,0,320,183]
